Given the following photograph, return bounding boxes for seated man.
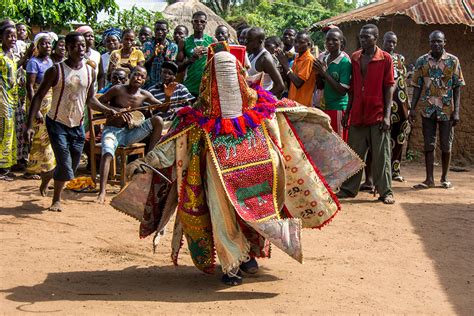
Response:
[98,68,128,94]
[147,61,194,124]
[96,66,165,203]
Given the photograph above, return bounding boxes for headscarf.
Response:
[75,25,93,35]
[102,27,122,44]
[52,35,65,50]
[33,32,58,48]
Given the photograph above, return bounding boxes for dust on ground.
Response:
[1,163,473,314]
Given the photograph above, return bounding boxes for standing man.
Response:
[215,25,230,42]
[25,32,115,212]
[337,24,396,204]
[75,25,104,91]
[173,25,188,45]
[276,31,316,107]
[410,30,464,190]
[281,28,297,66]
[176,11,215,98]
[246,27,285,97]
[382,31,410,182]
[142,20,178,89]
[138,26,153,49]
[313,28,351,140]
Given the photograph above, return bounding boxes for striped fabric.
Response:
[147,83,194,121]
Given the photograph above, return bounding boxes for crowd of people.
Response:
[0,11,465,211]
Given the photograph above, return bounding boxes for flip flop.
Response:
[441,181,453,189]
[0,174,14,182]
[413,183,434,190]
[392,175,405,182]
[23,173,41,180]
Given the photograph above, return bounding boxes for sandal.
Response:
[240,258,259,274]
[441,181,453,189]
[0,174,14,181]
[392,175,405,182]
[221,270,243,286]
[23,173,41,180]
[378,194,395,204]
[413,183,434,190]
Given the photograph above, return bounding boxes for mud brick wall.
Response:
[338,17,473,164]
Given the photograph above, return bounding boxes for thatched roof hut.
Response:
[163,0,237,40]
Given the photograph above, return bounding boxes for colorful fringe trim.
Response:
[176,85,277,138]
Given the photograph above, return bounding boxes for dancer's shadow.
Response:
[1,265,279,304]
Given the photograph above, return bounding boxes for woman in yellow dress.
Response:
[107,29,145,79]
[24,32,56,181]
[0,22,19,181]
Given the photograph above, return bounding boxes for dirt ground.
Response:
[0,163,473,315]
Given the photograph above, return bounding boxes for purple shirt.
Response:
[26,57,53,84]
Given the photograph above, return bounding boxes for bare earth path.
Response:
[1,163,473,315]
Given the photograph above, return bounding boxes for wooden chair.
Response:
[88,109,146,188]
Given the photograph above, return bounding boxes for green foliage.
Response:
[90,6,165,54]
[0,0,118,31]
[90,6,165,35]
[225,0,356,48]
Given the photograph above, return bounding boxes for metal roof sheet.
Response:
[312,0,473,28]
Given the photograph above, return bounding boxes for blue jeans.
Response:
[46,116,85,181]
[101,119,153,157]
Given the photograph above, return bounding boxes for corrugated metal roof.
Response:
[312,0,473,28]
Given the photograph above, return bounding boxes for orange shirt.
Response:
[288,49,316,107]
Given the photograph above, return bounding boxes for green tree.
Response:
[91,6,165,34]
[0,0,118,30]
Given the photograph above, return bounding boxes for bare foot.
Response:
[96,193,106,204]
[49,201,63,212]
[39,171,53,197]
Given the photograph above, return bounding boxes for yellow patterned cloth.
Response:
[0,51,18,169]
[26,88,55,173]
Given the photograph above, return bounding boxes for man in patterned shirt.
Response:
[142,20,178,89]
[410,30,464,190]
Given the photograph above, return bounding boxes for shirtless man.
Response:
[245,27,284,97]
[96,65,165,203]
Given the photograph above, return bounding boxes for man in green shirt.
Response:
[176,11,215,97]
[314,28,352,140]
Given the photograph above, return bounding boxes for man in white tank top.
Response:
[26,32,115,212]
[245,27,285,97]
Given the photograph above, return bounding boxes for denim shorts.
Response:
[46,116,85,181]
[101,119,153,157]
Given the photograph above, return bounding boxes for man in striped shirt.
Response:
[147,61,194,123]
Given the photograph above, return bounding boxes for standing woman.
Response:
[101,28,121,80]
[51,35,66,64]
[107,29,145,79]
[0,22,19,181]
[24,32,56,180]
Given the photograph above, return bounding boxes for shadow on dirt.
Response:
[401,202,474,315]
[1,265,280,305]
